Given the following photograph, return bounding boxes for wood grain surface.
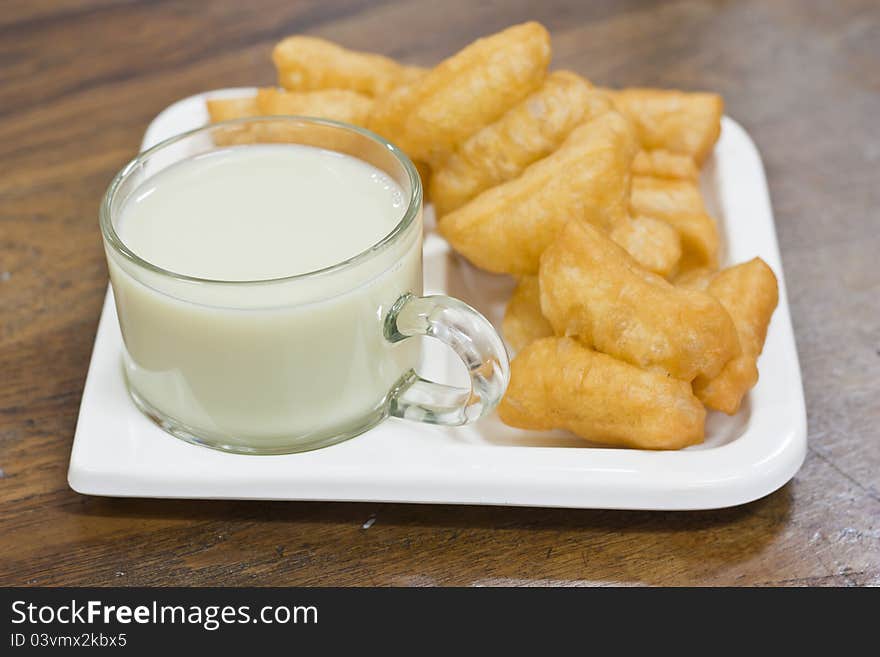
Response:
[1,0,878,587]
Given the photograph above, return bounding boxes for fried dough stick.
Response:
[273,35,424,97]
[438,111,637,275]
[539,221,740,381]
[609,215,682,279]
[500,227,688,352]
[206,89,374,126]
[630,175,719,271]
[502,276,554,352]
[691,258,779,413]
[255,88,374,126]
[631,149,699,181]
[439,110,683,277]
[498,337,706,449]
[503,221,683,354]
[205,96,259,122]
[608,88,723,165]
[430,71,606,215]
[369,22,551,165]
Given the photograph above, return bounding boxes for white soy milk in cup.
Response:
[109,144,421,450]
[101,117,509,455]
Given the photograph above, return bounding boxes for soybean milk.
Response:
[108,144,422,449]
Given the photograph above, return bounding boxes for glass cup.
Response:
[100,116,509,454]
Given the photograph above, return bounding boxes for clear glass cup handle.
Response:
[384,293,510,426]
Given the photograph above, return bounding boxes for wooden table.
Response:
[2,0,878,587]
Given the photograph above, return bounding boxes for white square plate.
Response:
[68,89,806,509]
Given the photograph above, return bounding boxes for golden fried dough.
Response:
[609,215,682,278]
[692,258,778,413]
[206,96,259,122]
[206,90,376,146]
[369,22,551,165]
[498,337,706,449]
[206,88,374,126]
[609,87,723,164]
[502,276,554,352]
[630,175,719,271]
[397,65,428,85]
[438,111,637,275]
[430,71,605,215]
[367,81,418,146]
[205,97,261,145]
[273,35,423,97]
[673,267,715,290]
[539,221,740,381]
[632,149,699,181]
[255,88,374,126]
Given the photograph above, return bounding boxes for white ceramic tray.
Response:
[68,88,806,509]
